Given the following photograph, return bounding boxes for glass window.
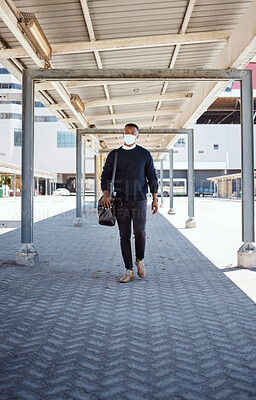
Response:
[57,132,76,148]
[0,68,10,74]
[0,113,22,119]
[14,128,22,146]
[35,101,45,108]
[213,144,219,150]
[0,82,22,90]
[174,138,185,148]
[35,116,58,122]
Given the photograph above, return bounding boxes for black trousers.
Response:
[116,200,147,270]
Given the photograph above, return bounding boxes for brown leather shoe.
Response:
[119,269,135,283]
[135,259,146,278]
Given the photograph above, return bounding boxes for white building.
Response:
[0,66,94,194]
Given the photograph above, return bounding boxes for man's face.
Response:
[123,126,139,146]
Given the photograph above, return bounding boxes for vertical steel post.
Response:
[237,70,256,267]
[83,140,86,214]
[76,129,82,220]
[36,177,39,194]
[168,149,175,214]
[13,173,16,198]
[240,72,254,244]
[186,129,196,228]
[16,71,38,266]
[94,155,97,209]
[160,158,163,207]
[21,72,34,243]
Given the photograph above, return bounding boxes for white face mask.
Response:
[124,134,136,145]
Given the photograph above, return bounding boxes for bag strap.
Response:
[110,149,118,197]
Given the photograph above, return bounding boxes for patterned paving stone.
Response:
[0,203,256,399]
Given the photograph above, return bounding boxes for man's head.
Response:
[123,123,139,146]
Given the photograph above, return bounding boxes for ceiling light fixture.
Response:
[18,12,52,61]
[70,94,85,113]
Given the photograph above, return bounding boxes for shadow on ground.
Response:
[0,203,256,400]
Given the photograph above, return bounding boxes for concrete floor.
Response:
[0,201,256,399]
[158,196,256,303]
[1,195,256,303]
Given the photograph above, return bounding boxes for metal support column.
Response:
[74,129,82,226]
[94,155,98,209]
[16,72,39,266]
[83,140,86,214]
[160,159,164,207]
[13,173,16,198]
[186,129,196,228]
[36,177,39,194]
[237,71,256,267]
[168,149,175,214]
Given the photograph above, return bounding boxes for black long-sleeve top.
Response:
[101,145,158,202]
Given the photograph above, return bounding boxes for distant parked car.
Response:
[53,188,70,196]
[195,188,214,197]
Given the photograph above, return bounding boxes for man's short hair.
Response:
[125,123,139,132]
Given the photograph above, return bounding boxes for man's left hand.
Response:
[152,199,158,214]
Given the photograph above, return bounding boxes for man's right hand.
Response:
[102,191,112,209]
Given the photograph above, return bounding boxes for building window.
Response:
[0,82,22,90]
[0,68,10,74]
[198,150,204,154]
[35,101,45,108]
[35,116,58,122]
[213,144,219,150]
[57,132,76,148]
[14,128,22,146]
[0,113,22,120]
[0,113,57,121]
[174,138,185,147]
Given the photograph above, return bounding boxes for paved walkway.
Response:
[0,202,256,400]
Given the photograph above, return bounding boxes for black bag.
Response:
[98,150,118,226]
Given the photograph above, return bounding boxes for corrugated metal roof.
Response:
[0,0,254,150]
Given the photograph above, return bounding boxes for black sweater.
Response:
[101,145,158,202]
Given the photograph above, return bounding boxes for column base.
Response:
[186,217,196,228]
[237,243,256,268]
[168,208,176,215]
[16,243,39,266]
[73,217,83,227]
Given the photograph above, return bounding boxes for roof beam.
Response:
[85,93,192,108]
[0,0,90,130]
[0,30,232,59]
[82,122,175,130]
[87,109,182,121]
[79,128,189,135]
[171,0,256,132]
[152,0,196,126]
[27,68,244,81]
[0,0,45,67]
[80,0,115,125]
[36,80,139,90]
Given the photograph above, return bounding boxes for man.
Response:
[101,123,159,283]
